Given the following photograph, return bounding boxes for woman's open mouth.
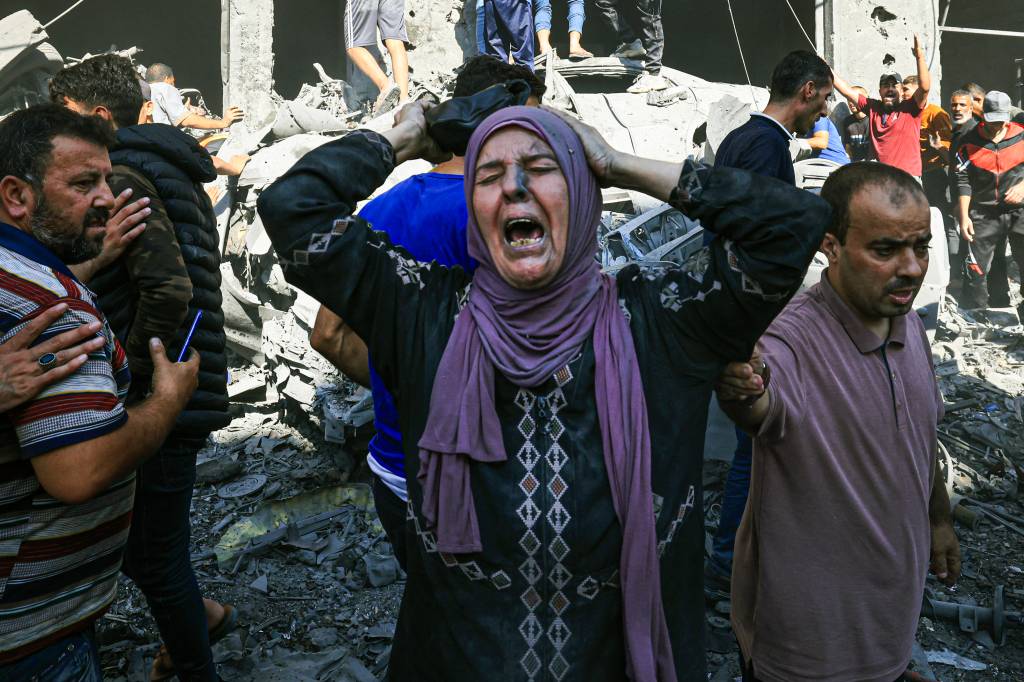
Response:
[504,217,546,250]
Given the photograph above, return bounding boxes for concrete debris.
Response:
[926,648,989,671]
[0,10,63,118]
[249,574,269,595]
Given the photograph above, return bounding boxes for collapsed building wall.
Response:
[821,0,944,101]
[222,0,277,129]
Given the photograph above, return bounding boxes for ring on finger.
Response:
[37,352,58,370]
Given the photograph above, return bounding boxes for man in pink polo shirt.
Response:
[715,162,960,682]
[833,35,932,178]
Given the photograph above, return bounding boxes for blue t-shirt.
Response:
[805,117,851,165]
[357,173,475,497]
[715,113,796,185]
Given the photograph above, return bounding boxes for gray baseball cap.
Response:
[879,72,902,87]
[983,91,1011,123]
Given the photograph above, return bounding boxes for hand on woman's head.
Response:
[541,106,620,188]
[392,101,452,165]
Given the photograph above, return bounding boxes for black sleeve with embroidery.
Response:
[257,130,470,390]
[621,164,831,374]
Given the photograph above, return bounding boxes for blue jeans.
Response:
[534,0,586,34]
[482,0,536,68]
[709,428,752,578]
[476,0,486,55]
[121,439,216,682]
[0,629,102,682]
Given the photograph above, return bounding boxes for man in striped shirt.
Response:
[0,105,198,680]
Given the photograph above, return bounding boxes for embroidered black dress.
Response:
[258,131,830,682]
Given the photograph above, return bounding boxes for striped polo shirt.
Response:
[0,222,133,663]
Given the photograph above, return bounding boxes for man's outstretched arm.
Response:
[831,70,860,105]
[912,34,932,110]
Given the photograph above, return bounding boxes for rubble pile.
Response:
[906,297,1024,680]
[98,402,401,681]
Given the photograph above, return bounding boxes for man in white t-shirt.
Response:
[145,63,243,130]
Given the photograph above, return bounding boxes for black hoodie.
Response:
[91,123,229,439]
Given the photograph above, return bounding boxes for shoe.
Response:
[373,83,401,116]
[627,73,669,94]
[568,48,594,60]
[611,39,646,60]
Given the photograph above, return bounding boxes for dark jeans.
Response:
[988,238,1011,307]
[593,0,664,74]
[483,0,535,69]
[121,439,216,682]
[372,475,409,571]
[0,628,102,682]
[960,208,1024,309]
[708,427,753,578]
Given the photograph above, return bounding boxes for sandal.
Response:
[568,49,594,60]
[150,604,238,681]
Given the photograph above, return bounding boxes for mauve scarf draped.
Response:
[416,107,676,682]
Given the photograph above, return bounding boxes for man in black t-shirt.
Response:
[841,85,871,162]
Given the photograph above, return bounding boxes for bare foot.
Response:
[203,597,225,629]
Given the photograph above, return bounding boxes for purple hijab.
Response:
[417,107,676,682]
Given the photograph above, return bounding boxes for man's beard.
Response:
[30,195,106,265]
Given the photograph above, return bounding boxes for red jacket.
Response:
[954,121,1024,211]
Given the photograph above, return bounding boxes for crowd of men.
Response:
[0,12,1020,682]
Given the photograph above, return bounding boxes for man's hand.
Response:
[928,131,944,152]
[959,216,975,242]
[543,106,621,187]
[70,189,151,282]
[388,101,451,165]
[148,337,199,409]
[715,352,768,402]
[98,189,150,266]
[219,106,244,128]
[0,304,106,413]
[912,34,925,60]
[1004,182,1024,205]
[929,521,961,586]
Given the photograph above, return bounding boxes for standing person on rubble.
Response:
[716,162,960,682]
[704,49,832,601]
[953,91,1024,320]
[345,0,411,113]
[958,82,1014,306]
[50,55,235,682]
[258,99,829,681]
[481,0,536,70]
[534,0,593,59]
[0,104,199,681]
[593,0,667,93]
[310,56,545,570]
[832,35,932,178]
